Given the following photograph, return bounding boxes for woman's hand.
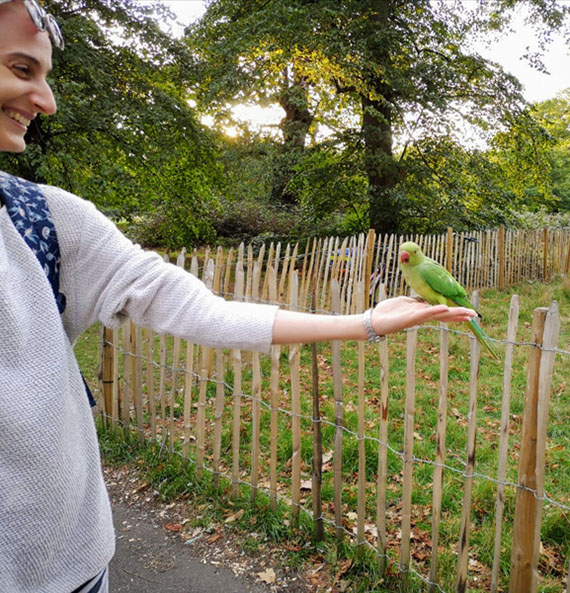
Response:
[370,296,477,337]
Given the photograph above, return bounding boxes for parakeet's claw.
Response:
[412,296,428,303]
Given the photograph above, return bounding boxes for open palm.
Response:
[371,296,477,337]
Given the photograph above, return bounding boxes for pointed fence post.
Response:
[456,291,482,593]
[375,284,390,575]
[498,224,506,290]
[543,228,549,281]
[428,317,449,592]
[269,265,281,512]
[509,306,549,591]
[446,227,453,273]
[331,279,344,541]
[356,282,366,554]
[491,294,520,593]
[311,278,324,542]
[530,301,560,593]
[399,321,418,587]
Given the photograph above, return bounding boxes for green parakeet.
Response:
[399,241,499,361]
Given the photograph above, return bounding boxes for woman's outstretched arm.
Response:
[271,296,476,345]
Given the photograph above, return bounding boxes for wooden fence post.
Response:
[231,247,245,499]
[269,265,281,512]
[311,280,324,542]
[498,224,505,291]
[212,348,225,490]
[132,323,144,445]
[491,294,520,593]
[446,227,453,273]
[100,326,114,424]
[456,291,482,593]
[365,229,376,308]
[564,231,570,275]
[356,282,366,554]
[250,260,262,501]
[375,284,389,574]
[428,317,449,592]
[331,279,344,541]
[289,273,301,525]
[196,259,215,480]
[111,328,120,429]
[530,301,560,593]
[399,321,418,586]
[145,328,157,442]
[509,307,548,592]
[121,322,131,438]
[542,227,550,282]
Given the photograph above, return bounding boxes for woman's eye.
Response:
[13,64,31,76]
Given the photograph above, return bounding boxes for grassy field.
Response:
[75,276,570,592]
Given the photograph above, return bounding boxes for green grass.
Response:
[74,276,570,592]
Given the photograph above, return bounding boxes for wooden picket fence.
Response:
[96,226,570,592]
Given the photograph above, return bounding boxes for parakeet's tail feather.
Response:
[468,318,500,361]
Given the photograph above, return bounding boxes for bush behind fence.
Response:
[97,226,570,592]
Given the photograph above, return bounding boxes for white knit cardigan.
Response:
[0,180,278,592]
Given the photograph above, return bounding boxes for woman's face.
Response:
[0,2,57,152]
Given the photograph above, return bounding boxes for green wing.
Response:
[419,259,468,303]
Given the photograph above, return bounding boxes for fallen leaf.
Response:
[206,533,222,544]
[165,523,182,532]
[225,509,245,523]
[257,567,276,584]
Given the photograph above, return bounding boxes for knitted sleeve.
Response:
[42,186,278,353]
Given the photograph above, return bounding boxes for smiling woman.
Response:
[0,0,56,152]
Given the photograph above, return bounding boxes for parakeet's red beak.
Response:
[400,251,410,264]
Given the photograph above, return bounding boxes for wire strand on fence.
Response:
[100,413,451,593]
[97,300,569,591]
[98,334,570,517]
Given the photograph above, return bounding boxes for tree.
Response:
[0,0,220,246]
[531,90,570,210]
[185,0,570,234]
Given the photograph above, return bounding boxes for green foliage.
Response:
[2,0,569,245]
[531,89,570,210]
[506,207,570,229]
[212,134,366,243]
[0,0,221,245]
[187,0,570,235]
[288,141,368,227]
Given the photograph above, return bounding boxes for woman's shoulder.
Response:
[39,181,97,213]
[0,171,95,216]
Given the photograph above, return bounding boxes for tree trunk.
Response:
[272,66,314,204]
[362,94,400,235]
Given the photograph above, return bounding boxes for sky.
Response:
[159,0,569,130]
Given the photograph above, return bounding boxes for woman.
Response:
[0,2,476,592]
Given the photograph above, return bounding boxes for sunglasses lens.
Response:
[22,0,65,49]
[24,0,45,31]
[46,14,64,49]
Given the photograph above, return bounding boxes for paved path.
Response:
[109,496,271,593]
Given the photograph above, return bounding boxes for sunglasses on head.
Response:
[0,0,64,49]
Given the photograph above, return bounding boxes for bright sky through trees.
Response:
[161,0,569,101]
[157,0,569,137]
